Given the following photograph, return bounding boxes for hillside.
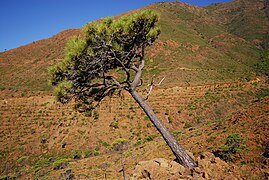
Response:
[0,78,268,179]
[0,1,269,179]
[1,0,268,98]
[0,28,81,97]
[206,0,269,42]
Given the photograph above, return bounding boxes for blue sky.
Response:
[0,0,232,52]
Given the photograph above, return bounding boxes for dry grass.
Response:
[0,78,268,179]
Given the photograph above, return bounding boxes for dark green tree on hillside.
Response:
[48,10,196,168]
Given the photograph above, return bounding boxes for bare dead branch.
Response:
[143,76,165,100]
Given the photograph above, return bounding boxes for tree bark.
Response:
[129,90,197,169]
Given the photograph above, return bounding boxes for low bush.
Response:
[102,141,112,148]
[72,149,82,159]
[144,134,157,143]
[109,120,119,129]
[213,133,245,161]
[172,130,182,137]
[53,158,70,170]
[112,138,128,151]
[256,88,269,100]
[84,149,93,158]
[262,141,269,158]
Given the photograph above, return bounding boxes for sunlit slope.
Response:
[0,1,266,97]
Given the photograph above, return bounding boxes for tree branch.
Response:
[130,59,145,90]
[144,77,165,100]
[105,76,123,89]
[131,64,139,72]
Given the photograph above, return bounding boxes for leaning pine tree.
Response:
[48,10,197,169]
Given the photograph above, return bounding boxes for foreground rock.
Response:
[131,152,241,179]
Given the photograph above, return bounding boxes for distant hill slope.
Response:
[0,0,268,98]
[206,0,269,42]
[0,29,81,96]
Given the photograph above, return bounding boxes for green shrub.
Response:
[213,134,245,161]
[93,110,99,120]
[109,120,119,129]
[134,139,142,146]
[168,116,173,123]
[256,88,269,100]
[144,134,157,143]
[183,123,192,129]
[72,149,82,159]
[93,151,100,156]
[0,175,17,180]
[17,156,28,164]
[255,35,269,77]
[172,130,182,137]
[262,142,269,158]
[84,149,93,158]
[34,157,51,172]
[206,135,216,143]
[0,84,5,91]
[112,138,128,151]
[53,158,70,170]
[102,141,112,148]
[84,109,92,117]
[144,116,150,121]
[0,175,7,180]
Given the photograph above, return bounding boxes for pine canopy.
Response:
[48,10,160,112]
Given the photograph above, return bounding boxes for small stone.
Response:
[169,161,186,175]
[194,167,202,174]
[202,172,209,179]
[154,158,169,169]
[141,169,151,179]
[200,152,215,161]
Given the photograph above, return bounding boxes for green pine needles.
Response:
[48,10,160,111]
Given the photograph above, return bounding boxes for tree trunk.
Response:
[129,90,197,169]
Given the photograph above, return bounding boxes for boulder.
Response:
[131,152,242,179]
[131,158,186,180]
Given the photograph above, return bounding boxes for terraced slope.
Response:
[0,79,268,179]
